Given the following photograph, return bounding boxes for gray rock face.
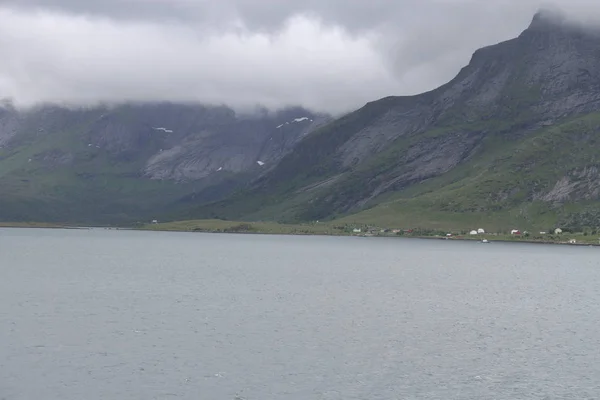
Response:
[143,113,330,181]
[338,102,434,168]
[317,14,600,178]
[540,166,600,203]
[0,102,329,182]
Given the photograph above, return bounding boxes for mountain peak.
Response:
[528,7,568,30]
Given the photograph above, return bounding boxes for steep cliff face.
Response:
[0,102,329,223]
[188,11,600,228]
[142,111,329,181]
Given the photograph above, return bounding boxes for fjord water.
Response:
[1,228,600,399]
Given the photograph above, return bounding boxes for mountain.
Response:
[0,102,330,223]
[185,10,600,231]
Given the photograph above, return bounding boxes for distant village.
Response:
[345,225,584,244]
[146,218,594,245]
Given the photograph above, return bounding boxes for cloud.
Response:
[0,1,599,114]
[0,6,401,113]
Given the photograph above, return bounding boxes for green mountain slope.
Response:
[0,104,328,224]
[342,112,600,231]
[182,11,600,231]
[0,109,213,223]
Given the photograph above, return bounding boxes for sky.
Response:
[0,0,598,114]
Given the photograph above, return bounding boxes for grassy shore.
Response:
[141,219,349,236]
[0,221,74,229]
[141,219,600,246]
[2,218,599,246]
[420,233,600,246]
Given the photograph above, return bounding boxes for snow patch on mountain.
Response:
[153,127,173,133]
[276,117,313,129]
[293,117,310,122]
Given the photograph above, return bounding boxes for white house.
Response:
[353,228,361,233]
[152,219,158,224]
[555,228,563,234]
[469,230,478,235]
[477,228,485,234]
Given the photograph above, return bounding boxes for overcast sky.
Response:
[0,0,597,113]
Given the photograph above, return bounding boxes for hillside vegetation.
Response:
[0,104,326,223]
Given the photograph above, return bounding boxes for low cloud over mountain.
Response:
[1,1,599,113]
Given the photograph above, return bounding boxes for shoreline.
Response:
[410,235,600,247]
[1,222,598,247]
[0,223,128,230]
[140,226,600,247]
[0,223,88,230]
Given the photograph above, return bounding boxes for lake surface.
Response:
[2,228,600,399]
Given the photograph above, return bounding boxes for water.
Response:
[2,228,600,399]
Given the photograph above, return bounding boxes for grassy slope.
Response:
[0,117,204,224]
[339,112,600,231]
